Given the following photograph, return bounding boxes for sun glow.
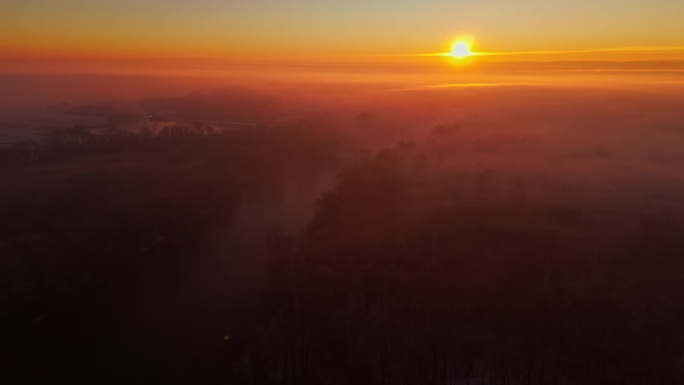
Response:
[450,41,473,59]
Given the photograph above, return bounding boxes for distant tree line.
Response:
[0,123,222,165]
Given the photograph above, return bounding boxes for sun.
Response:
[450,41,473,59]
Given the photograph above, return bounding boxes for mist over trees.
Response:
[236,139,684,384]
[2,82,684,384]
[0,118,347,383]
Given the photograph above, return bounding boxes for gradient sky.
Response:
[2,0,684,60]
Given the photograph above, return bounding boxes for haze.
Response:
[2,1,684,385]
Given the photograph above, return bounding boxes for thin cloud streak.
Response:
[361,46,684,59]
[476,46,684,57]
[391,82,541,91]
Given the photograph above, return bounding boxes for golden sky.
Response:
[2,0,684,63]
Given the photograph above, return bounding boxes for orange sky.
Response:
[2,0,684,72]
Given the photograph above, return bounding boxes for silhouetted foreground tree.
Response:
[0,123,346,384]
[3,124,683,384]
[224,142,684,385]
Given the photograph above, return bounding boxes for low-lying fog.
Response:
[2,60,684,383]
[4,61,684,195]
